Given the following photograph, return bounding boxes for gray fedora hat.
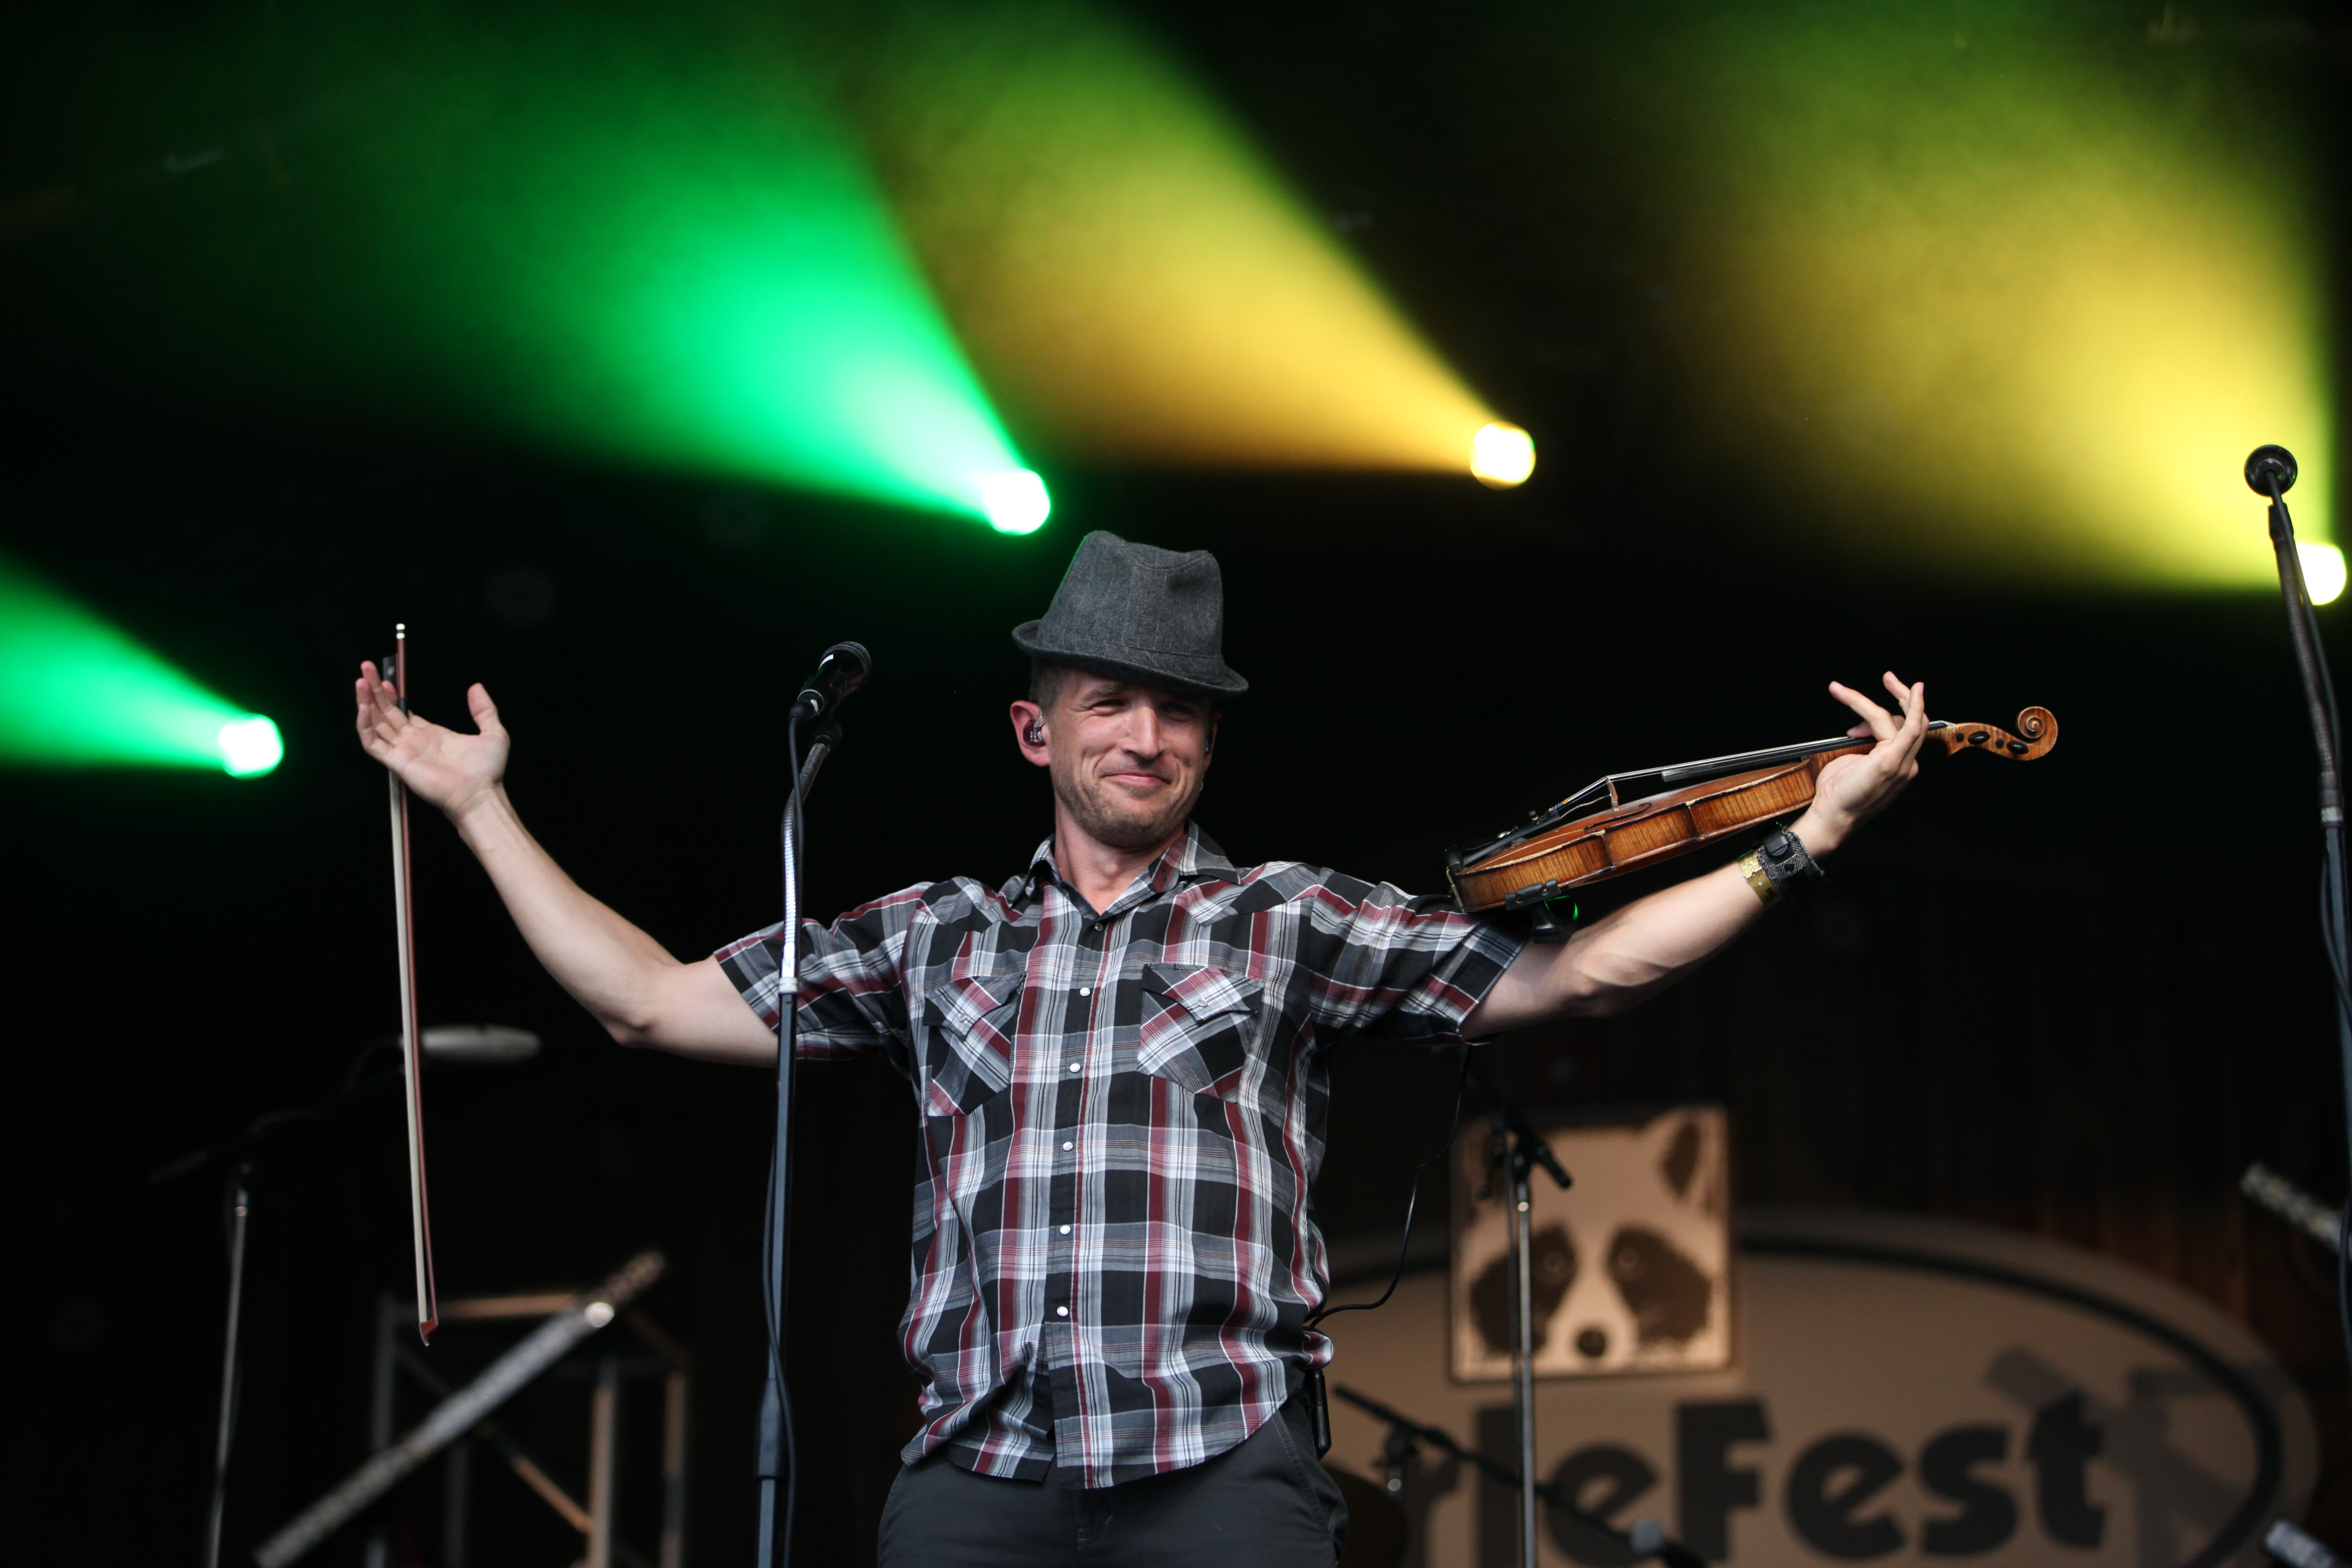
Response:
[1012,531,1248,697]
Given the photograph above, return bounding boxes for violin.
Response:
[1446,706,2057,923]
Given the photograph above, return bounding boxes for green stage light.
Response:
[217,716,286,778]
[0,554,276,776]
[980,469,1052,535]
[314,18,1034,531]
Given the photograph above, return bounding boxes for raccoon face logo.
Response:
[1455,1106,1730,1380]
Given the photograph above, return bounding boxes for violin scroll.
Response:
[1928,707,2057,762]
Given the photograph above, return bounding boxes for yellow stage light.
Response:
[1471,423,1536,488]
[846,4,1503,475]
[2300,543,2346,606]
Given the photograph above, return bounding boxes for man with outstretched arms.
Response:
[354,530,1927,1566]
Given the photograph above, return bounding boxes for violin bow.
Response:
[385,624,440,1344]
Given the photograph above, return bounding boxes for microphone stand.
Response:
[2249,447,2352,1398]
[1465,1057,1572,1568]
[754,718,842,1568]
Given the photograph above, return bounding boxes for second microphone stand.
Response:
[2248,446,2352,1441]
[1467,1057,1574,1568]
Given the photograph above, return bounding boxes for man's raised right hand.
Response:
[354,662,511,820]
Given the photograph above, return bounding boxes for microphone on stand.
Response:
[791,642,871,724]
[2246,444,2300,498]
[422,1024,542,1065]
[148,1024,544,1186]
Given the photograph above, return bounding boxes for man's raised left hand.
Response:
[1794,671,1929,856]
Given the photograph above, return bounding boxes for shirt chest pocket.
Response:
[921,970,1025,1117]
[1135,963,1264,1103]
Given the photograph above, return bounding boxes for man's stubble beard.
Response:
[1052,766,1203,853]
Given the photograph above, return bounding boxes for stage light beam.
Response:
[291,16,1036,533]
[1619,3,2333,586]
[1472,423,1537,489]
[849,4,1509,478]
[0,554,278,775]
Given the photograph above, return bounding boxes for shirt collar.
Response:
[1019,821,1239,913]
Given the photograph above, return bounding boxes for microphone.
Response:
[792,641,871,724]
[2246,445,2300,498]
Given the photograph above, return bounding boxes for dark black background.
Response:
[4,0,2347,1563]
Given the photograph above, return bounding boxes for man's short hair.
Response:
[1028,659,1216,723]
[1029,658,1077,712]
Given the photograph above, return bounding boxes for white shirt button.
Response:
[1078,986,1091,997]
[1067,1062,1081,1073]
[1062,1140,1074,1151]
[1055,1306,1070,1318]
[1059,1224,1071,1235]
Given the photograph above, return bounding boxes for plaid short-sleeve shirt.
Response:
[715,822,1523,1489]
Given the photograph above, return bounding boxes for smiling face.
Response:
[1011,671,1216,855]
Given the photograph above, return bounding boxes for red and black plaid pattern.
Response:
[716,823,1522,1488]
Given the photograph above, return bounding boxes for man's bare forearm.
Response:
[1466,858,1765,1032]
[448,784,681,1037]
[1463,814,1841,1034]
[1462,672,1930,1036]
[447,785,773,1061]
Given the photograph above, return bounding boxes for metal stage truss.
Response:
[253,1251,687,1568]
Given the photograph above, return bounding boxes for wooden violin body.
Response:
[1447,707,2057,915]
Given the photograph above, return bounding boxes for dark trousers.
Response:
[877,1396,1348,1568]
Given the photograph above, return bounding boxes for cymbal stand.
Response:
[203,1164,253,1568]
